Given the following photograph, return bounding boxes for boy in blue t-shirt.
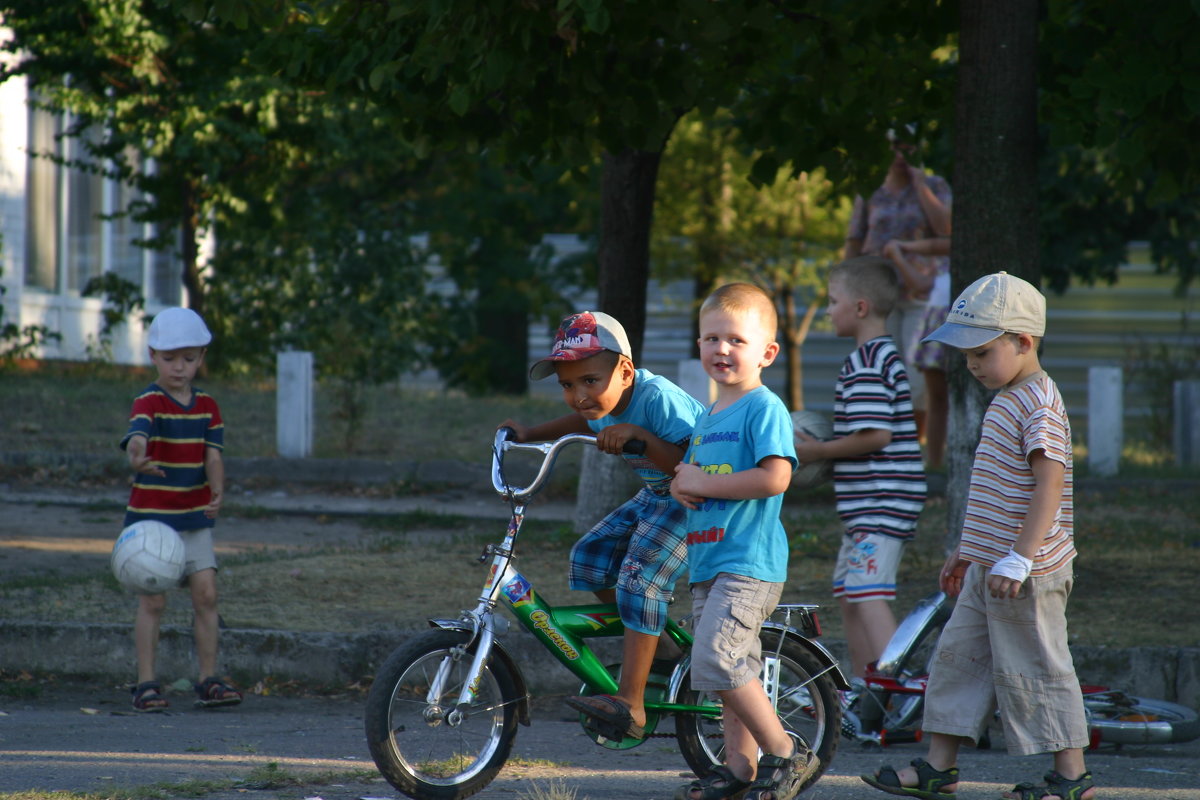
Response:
[671,283,818,800]
[501,310,703,742]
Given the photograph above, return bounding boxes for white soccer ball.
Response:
[111,520,186,594]
[790,409,834,489]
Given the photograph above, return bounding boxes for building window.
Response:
[23,99,181,305]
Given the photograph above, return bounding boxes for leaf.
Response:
[448,85,471,117]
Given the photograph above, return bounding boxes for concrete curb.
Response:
[3,620,1196,708]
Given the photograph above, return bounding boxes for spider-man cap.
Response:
[529,311,633,380]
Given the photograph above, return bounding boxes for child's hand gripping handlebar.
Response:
[491,428,645,504]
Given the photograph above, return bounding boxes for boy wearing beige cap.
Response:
[862,273,1094,800]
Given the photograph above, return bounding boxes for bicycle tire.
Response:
[365,629,521,800]
[1084,690,1200,745]
[674,632,840,791]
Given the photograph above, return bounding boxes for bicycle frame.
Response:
[435,429,845,724]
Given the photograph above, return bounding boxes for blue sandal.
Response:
[861,758,958,799]
[194,676,243,708]
[131,680,169,713]
[1004,771,1095,800]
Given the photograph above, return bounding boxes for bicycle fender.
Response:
[761,623,852,691]
[875,591,950,676]
[426,618,532,726]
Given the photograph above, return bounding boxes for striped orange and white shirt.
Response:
[960,372,1075,576]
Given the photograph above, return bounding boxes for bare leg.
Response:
[840,598,898,678]
[719,680,796,781]
[922,368,948,470]
[135,592,167,684]
[189,568,220,680]
[582,588,669,729]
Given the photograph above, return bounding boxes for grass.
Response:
[2,489,1197,649]
[1,363,1198,648]
[2,356,1192,475]
[0,360,564,461]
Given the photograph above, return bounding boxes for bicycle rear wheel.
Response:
[675,632,839,792]
[365,629,521,800]
[1084,690,1200,745]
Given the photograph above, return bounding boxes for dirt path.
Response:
[0,492,378,583]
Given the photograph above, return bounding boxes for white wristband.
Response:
[990,549,1033,583]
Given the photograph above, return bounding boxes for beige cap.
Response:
[922,271,1045,349]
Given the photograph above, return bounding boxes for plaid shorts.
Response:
[568,488,688,635]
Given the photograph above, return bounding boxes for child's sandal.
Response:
[194,676,243,708]
[673,765,753,800]
[743,747,820,800]
[131,680,169,713]
[1004,770,1095,800]
[861,758,959,799]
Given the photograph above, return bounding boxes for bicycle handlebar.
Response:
[491,428,646,503]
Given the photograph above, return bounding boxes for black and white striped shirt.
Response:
[832,337,927,540]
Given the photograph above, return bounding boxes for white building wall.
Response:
[0,34,28,321]
[0,49,162,366]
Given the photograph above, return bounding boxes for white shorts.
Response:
[832,531,906,602]
[180,528,218,582]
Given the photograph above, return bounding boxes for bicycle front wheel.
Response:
[675,632,840,791]
[1084,690,1200,745]
[365,629,521,800]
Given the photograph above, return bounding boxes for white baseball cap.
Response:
[922,271,1045,349]
[529,311,632,380]
[147,307,212,350]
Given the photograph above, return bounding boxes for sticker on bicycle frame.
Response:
[573,610,622,631]
[501,574,534,607]
[530,609,580,660]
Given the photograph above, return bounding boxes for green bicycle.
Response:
[364,429,847,800]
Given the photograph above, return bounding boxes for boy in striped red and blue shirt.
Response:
[119,307,242,713]
[794,256,927,681]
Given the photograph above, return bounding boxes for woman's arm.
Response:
[907,167,952,237]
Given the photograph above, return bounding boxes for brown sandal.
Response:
[674,765,753,800]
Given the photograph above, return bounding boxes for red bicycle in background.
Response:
[840,591,1200,749]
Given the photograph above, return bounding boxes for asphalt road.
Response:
[2,679,1199,800]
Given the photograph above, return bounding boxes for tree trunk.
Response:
[595,148,663,362]
[947,0,1040,550]
[575,147,667,533]
[781,292,821,411]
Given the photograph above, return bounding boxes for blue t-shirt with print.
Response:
[587,369,705,496]
[682,386,797,584]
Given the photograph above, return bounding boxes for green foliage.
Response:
[1123,327,1200,450]
[1039,1,1200,291]
[79,272,146,363]
[421,155,597,396]
[0,269,61,368]
[653,110,852,407]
